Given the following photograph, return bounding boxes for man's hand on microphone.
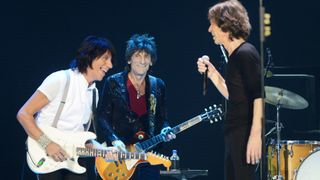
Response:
[197,55,217,79]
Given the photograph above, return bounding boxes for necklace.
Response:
[129,73,145,99]
[136,89,142,99]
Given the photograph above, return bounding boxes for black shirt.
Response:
[225,42,262,131]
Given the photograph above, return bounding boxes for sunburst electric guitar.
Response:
[26,125,170,174]
[96,104,223,180]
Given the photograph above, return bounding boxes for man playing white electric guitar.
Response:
[17,35,117,180]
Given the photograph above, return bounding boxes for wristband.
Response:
[37,134,52,149]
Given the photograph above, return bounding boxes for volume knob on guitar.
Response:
[135,131,146,140]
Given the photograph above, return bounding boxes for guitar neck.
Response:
[137,115,202,151]
[76,147,110,157]
[76,148,147,160]
[172,115,202,134]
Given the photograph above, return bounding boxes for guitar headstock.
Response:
[146,152,171,171]
[201,104,223,124]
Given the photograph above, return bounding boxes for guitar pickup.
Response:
[36,158,45,167]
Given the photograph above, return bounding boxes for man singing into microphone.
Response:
[197,0,263,180]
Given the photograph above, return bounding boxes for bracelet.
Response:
[37,134,52,149]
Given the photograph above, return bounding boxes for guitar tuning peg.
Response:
[210,119,213,124]
[204,108,208,112]
[209,106,212,110]
[213,104,217,108]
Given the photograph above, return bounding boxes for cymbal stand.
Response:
[272,102,284,180]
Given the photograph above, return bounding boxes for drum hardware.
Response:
[288,146,293,157]
[299,157,304,163]
[265,121,283,137]
[265,86,309,180]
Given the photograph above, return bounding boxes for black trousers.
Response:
[130,163,160,180]
[37,158,96,180]
[224,125,257,180]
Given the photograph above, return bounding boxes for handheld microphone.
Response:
[202,55,209,96]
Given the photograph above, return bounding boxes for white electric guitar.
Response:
[26,125,116,174]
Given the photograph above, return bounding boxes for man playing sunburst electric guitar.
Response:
[96,34,175,180]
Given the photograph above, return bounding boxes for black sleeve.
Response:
[156,78,170,131]
[96,77,119,144]
[237,49,263,100]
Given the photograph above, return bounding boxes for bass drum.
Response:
[295,148,320,180]
[267,140,320,180]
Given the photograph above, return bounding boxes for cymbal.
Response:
[265,86,309,110]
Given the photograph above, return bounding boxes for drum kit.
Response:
[265,86,320,180]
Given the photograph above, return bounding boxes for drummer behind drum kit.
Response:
[265,86,320,180]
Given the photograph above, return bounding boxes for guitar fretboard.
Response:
[137,116,202,151]
[117,151,147,160]
[135,105,222,151]
[173,116,202,133]
[76,147,110,157]
[76,147,147,160]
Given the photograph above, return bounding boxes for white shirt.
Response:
[36,69,98,132]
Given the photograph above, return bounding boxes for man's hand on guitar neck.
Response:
[87,140,119,162]
[112,140,127,152]
[161,127,176,142]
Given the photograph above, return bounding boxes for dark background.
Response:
[1,0,320,179]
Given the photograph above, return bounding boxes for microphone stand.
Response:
[264,48,274,78]
[259,1,267,179]
[265,48,283,179]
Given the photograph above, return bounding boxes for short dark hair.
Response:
[70,35,116,73]
[125,34,157,69]
[208,0,251,40]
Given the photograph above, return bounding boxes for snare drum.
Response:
[268,140,320,180]
[295,148,320,180]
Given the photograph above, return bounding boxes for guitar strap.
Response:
[51,70,96,132]
[84,89,96,132]
[148,75,157,137]
[52,70,70,128]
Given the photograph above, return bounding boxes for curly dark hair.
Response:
[70,35,116,73]
[208,0,251,40]
[125,34,157,70]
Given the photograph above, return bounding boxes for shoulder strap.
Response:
[84,88,97,132]
[149,75,158,95]
[52,70,70,128]
[148,75,158,136]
